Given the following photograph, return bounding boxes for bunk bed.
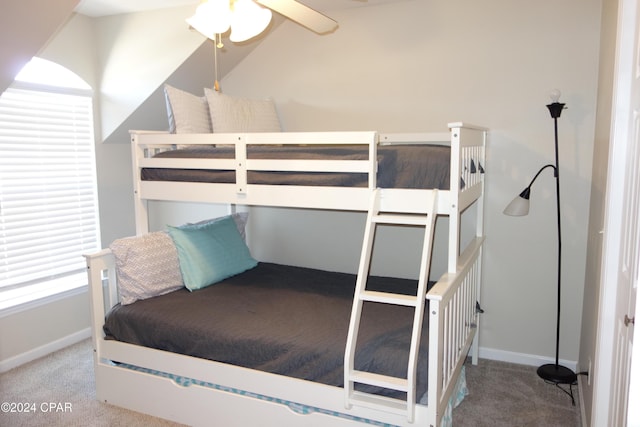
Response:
[85,121,487,427]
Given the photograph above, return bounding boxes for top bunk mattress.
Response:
[104,262,430,402]
[141,144,451,189]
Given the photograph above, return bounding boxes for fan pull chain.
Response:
[213,34,222,92]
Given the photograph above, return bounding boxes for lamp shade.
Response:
[230,0,272,42]
[186,0,231,39]
[503,196,529,216]
[503,187,531,216]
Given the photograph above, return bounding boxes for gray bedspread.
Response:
[141,144,450,189]
[104,262,430,401]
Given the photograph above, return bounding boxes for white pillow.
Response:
[164,84,212,133]
[204,88,281,133]
[110,231,184,305]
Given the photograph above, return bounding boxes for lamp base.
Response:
[537,363,577,384]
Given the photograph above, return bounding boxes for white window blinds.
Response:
[0,86,100,290]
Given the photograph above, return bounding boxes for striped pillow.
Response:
[164,84,212,134]
[204,88,281,133]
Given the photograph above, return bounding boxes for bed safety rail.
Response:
[132,130,380,193]
[427,235,484,423]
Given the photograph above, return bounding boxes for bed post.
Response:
[447,123,488,364]
[84,249,117,402]
[447,124,462,273]
[130,131,150,235]
[470,128,487,365]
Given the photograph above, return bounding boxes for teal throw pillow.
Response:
[167,215,257,291]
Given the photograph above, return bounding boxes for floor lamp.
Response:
[503,90,578,403]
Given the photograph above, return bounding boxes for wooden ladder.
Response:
[344,188,438,422]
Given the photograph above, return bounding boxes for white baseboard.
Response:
[479,346,578,372]
[0,327,91,374]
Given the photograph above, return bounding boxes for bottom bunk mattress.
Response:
[104,262,430,401]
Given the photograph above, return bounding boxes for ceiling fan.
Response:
[187,0,338,44]
[258,0,338,34]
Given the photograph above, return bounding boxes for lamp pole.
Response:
[536,94,578,393]
[549,100,563,370]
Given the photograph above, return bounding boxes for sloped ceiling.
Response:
[0,0,80,95]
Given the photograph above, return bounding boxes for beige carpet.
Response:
[452,358,582,427]
[0,339,581,426]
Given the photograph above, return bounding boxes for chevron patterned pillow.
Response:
[110,231,184,305]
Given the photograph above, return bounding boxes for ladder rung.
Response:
[348,391,408,415]
[360,290,419,306]
[372,214,429,226]
[350,370,408,391]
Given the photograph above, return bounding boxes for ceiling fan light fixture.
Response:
[188,0,335,44]
[229,0,272,42]
[186,0,231,39]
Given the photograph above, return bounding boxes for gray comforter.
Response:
[104,262,430,401]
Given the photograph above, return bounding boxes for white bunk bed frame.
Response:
[85,122,487,427]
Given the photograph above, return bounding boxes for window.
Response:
[0,58,100,311]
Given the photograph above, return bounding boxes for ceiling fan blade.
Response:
[256,0,338,34]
